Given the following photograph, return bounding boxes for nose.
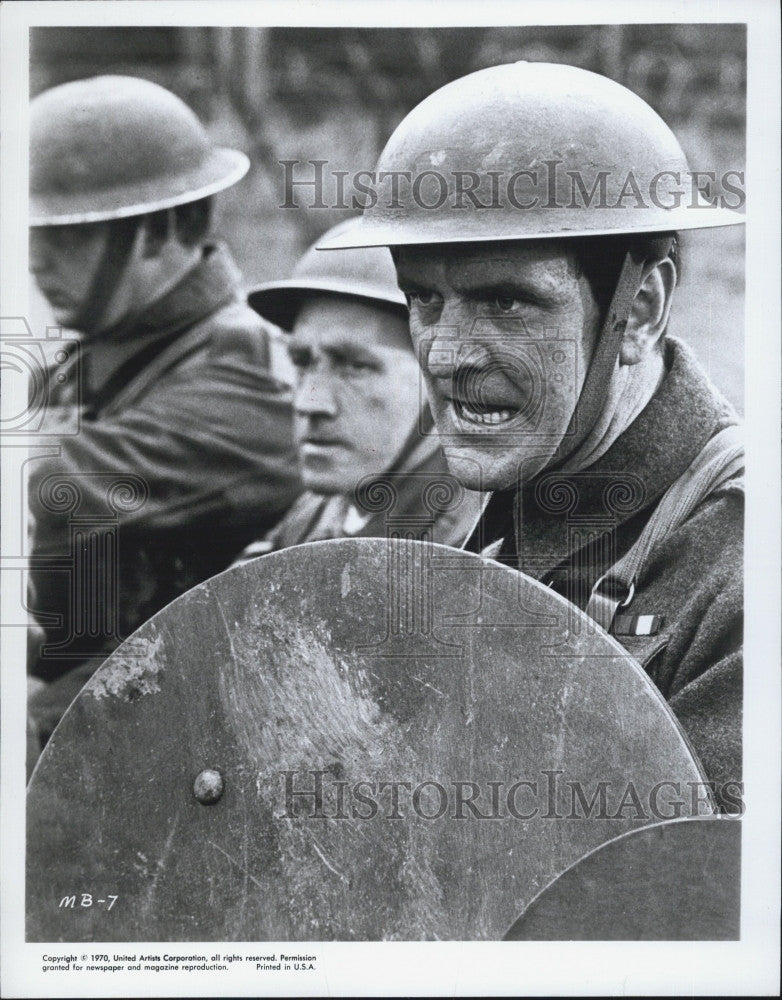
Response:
[294,366,339,419]
[419,327,460,381]
[413,298,485,381]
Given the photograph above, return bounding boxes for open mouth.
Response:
[452,397,519,427]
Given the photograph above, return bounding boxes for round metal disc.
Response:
[504,817,741,940]
[27,538,712,941]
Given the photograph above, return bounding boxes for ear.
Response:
[620,257,676,365]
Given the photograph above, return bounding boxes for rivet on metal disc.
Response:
[193,769,224,805]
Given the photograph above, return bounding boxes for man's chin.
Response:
[301,465,353,497]
[441,450,507,492]
[48,306,80,329]
[442,447,554,493]
[302,475,344,496]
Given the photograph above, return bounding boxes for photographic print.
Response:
[1,2,779,997]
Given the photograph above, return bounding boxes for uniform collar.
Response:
[79,243,240,398]
[470,336,739,576]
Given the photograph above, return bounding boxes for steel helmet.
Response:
[248,219,406,330]
[30,75,249,226]
[321,61,744,249]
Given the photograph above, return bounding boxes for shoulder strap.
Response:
[549,250,648,467]
[586,425,744,632]
[99,320,214,416]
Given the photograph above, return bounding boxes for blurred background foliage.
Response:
[30,24,745,409]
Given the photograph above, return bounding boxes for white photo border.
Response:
[1,1,779,997]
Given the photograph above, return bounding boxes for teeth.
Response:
[456,401,516,426]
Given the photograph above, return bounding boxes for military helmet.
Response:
[30,75,249,226]
[248,219,406,330]
[322,61,744,250]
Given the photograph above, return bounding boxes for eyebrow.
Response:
[395,253,572,307]
[287,339,384,364]
[398,273,558,310]
[395,275,429,295]
[460,278,555,308]
[324,343,382,364]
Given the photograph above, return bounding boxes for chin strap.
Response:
[549,249,649,469]
[76,216,141,339]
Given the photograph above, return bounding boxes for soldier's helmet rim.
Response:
[30,74,249,226]
[319,60,744,251]
[248,219,407,331]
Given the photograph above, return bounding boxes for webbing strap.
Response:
[586,425,744,632]
[100,321,213,415]
[550,250,647,467]
[77,217,141,336]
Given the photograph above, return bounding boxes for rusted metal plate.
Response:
[504,817,741,940]
[27,538,713,941]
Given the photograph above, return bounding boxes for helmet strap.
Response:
[548,249,648,469]
[77,216,141,339]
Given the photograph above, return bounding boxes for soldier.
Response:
[27,76,302,745]
[324,62,745,809]
[237,220,483,558]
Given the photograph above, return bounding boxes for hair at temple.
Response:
[572,230,681,322]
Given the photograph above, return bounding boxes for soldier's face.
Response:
[29,223,111,330]
[395,241,602,491]
[288,295,421,495]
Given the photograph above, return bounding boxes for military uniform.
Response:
[324,61,746,814]
[465,337,743,809]
[28,244,302,732]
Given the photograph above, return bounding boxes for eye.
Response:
[287,348,311,370]
[493,295,519,313]
[342,358,377,374]
[406,290,442,308]
[37,227,71,252]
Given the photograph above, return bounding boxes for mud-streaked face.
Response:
[288,295,421,495]
[394,241,602,491]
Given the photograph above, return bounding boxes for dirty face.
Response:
[288,295,421,495]
[29,223,112,331]
[394,241,602,491]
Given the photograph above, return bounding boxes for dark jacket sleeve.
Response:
[639,487,743,812]
[29,315,302,549]
[668,649,742,813]
[27,309,302,682]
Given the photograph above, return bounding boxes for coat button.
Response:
[193,769,224,805]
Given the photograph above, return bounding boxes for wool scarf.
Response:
[559,350,665,473]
